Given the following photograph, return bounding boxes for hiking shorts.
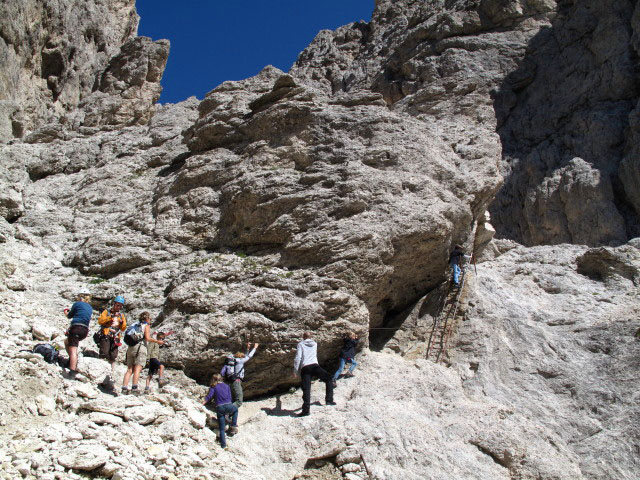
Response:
[126,343,147,367]
[148,358,161,375]
[99,334,120,363]
[67,324,88,348]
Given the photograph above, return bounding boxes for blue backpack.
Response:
[124,323,144,346]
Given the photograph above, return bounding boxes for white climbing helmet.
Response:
[77,287,91,296]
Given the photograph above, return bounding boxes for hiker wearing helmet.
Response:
[203,373,238,449]
[221,342,259,408]
[122,311,164,395]
[293,332,335,417]
[97,295,127,389]
[63,288,93,379]
[449,245,472,287]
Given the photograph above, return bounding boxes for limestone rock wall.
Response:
[0,0,141,139]
[292,0,640,247]
[0,1,640,478]
[490,0,640,245]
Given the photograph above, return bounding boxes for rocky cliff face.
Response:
[0,0,639,479]
[0,0,168,141]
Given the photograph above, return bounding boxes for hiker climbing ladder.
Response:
[425,267,468,363]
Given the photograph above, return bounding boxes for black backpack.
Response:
[33,344,60,364]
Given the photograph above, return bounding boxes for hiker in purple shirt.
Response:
[203,373,238,449]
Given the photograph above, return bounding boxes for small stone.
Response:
[336,449,362,466]
[58,444,108,471]
[74,383,99,399]
[36,395,56,416]
[124,404,162,425]
[89,412,123,426]
[341,463,361,474]
[186,406,206,429]
[147,445,168,461]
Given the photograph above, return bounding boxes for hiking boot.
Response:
[121,387,130,395]
[296,411,310,417]
[227,426,239,437]
[144,386,150,394]
[326,401,337,406]
[344,372,354,378]
[131,386,140,395]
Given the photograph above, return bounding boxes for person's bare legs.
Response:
[64,338,79,371]
[123,366,134,387]
[145,372,153,388]
[132,364,143,386]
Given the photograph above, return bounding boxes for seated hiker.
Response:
[145,331,167,392]
[449,244,472,287]
[332,331,359,384]
[221,342,259,408]
[97,295,127,388]
[293,331,335,417]
[122,311,163,395]
[63,287,93,379]
[203,374,238,449]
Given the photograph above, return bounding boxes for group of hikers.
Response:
[58,245,469,448]
[63,293,167,394]
[61,290,360,449]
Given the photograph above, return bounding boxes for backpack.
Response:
[223,358,245,382]
[123,322,144,347]
[33,343,60,364]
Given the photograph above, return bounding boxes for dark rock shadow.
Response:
[490,0,639,245]
[261,395,320,417]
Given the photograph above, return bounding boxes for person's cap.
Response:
[114,295,125,305]
[77,287,91,296]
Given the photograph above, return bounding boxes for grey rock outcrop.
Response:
[69,36,170,129]
[292,0,640,247]
[489,0,640,245]
[0,0,140,139]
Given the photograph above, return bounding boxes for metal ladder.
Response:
[425,268,467,363]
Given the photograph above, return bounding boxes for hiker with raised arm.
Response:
[449,244,472,287]
[122,311,164,395]
[63,287,93,379]
[221,342,259,408]
[332,331,359,386]
[293,331,335,417]
[145,331,167,392]
[203,373,238,450]
[97,295,127,390]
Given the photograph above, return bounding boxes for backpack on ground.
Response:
[33,343,60,364]
[123,323,144,347]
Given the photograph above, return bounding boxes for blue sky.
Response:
[136,1,374,104]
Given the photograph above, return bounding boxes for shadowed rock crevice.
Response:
[490,0,640,247]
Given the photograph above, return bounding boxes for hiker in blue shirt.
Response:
[204,374,238,449]
[63,287,93,379]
